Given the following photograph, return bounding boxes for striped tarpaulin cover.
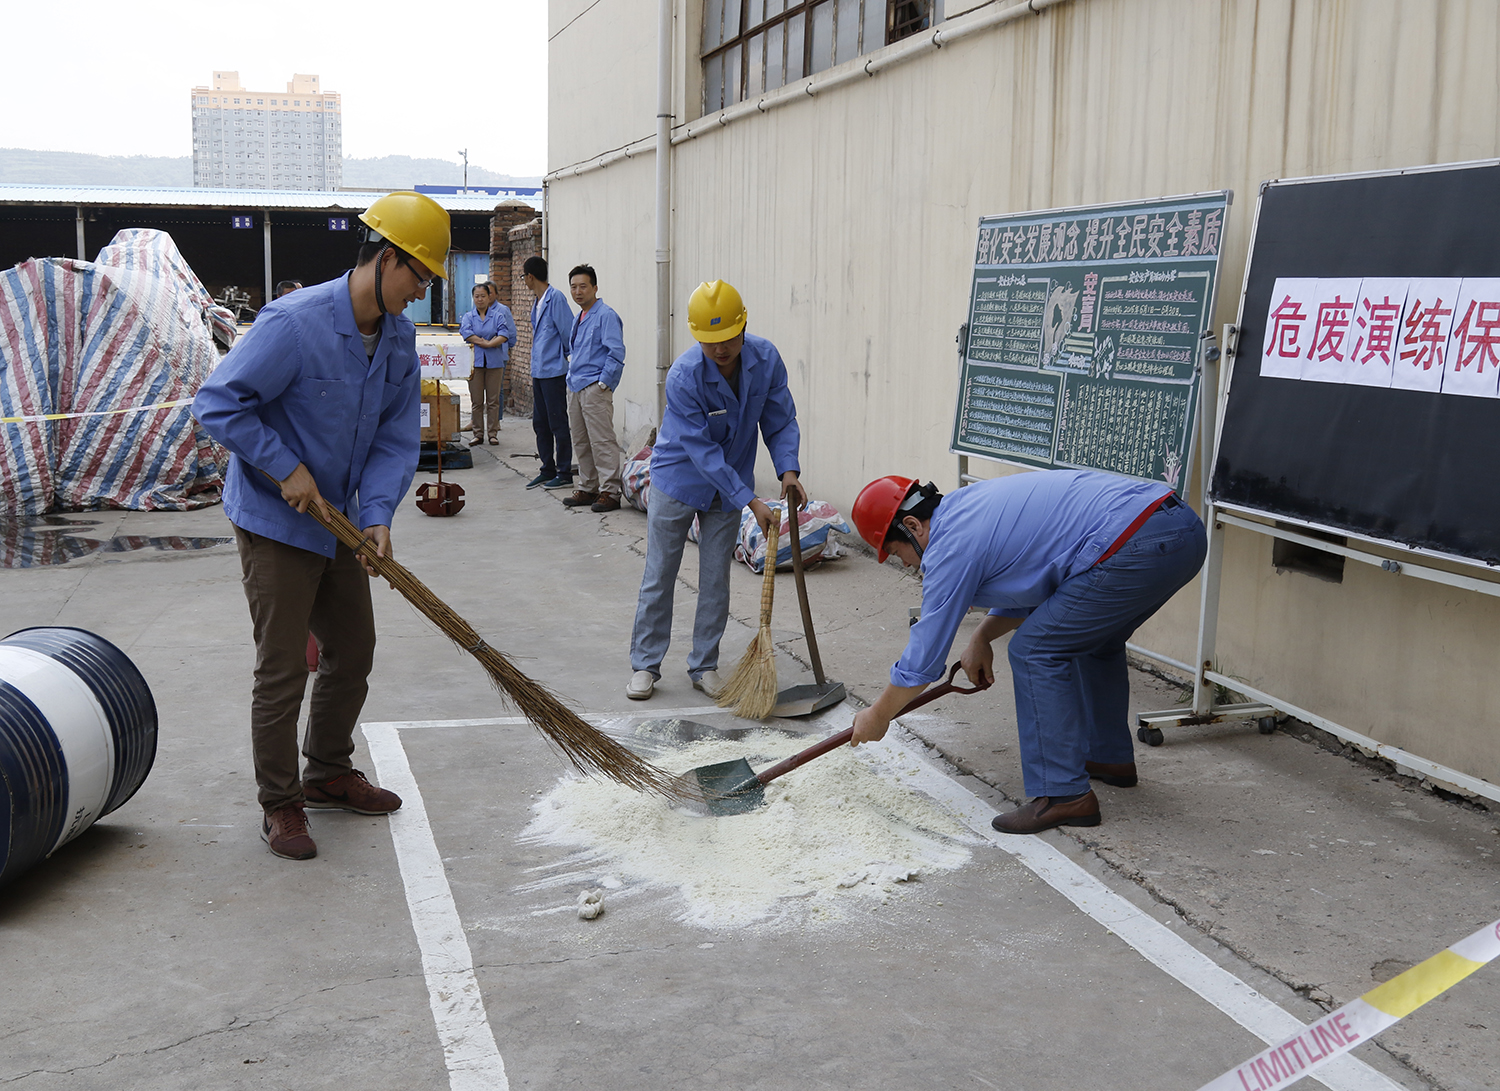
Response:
[0,230,232,515]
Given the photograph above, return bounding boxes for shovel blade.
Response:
[689,758,766,816]
[771,681,847,719]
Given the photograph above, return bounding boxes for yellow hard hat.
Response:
[687,280,747,342]
[358,191,451,279]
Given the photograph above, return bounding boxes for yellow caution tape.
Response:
[0,397,196,424]
[1198,918,1500,1091]
[1362,948,1486,1018]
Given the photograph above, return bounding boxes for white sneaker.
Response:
[692,670,726,699]
[626,670,655,700]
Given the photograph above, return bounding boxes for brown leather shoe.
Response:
[304,769,402,815]
[1085,760,1138,788]
[562,489,599,508]
[990,791,1101,834]
[590,492,621,512]
[262,803,317,859]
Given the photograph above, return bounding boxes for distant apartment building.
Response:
[190,72,342,190]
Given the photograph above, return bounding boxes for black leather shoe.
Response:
[1085,760,1138,788]
[991,791,1101,834]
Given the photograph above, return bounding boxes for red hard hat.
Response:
[852,475,917,563]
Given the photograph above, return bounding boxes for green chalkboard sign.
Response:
[951,191,1231,491]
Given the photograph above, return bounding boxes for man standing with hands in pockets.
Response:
[561,263,626,513]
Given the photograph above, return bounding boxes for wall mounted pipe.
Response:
[543,0,1073,184]
[655,0,675,422]
[0,627,158,886]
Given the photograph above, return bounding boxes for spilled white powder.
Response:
[519,730,980,930]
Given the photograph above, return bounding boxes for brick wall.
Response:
[505,218,544,415]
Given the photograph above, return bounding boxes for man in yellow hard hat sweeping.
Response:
[194,191,450,860]
[625,280,807,701]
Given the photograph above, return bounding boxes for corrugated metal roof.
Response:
[0,184,539,213]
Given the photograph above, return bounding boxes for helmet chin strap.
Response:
[372,243,393,316]
[893,520,925,560]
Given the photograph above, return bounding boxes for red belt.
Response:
[1094,492,1177,567]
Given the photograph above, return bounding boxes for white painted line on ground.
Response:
[365,709,1405,1091]
[879,726,1407,1091]
[364,722,509,1091]
[364,705,736,730]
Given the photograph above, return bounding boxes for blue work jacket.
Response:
[192,274,420,556]
[566,299,625,392]
[529,285,573,379]
[892,470,1173,687]
[649,334,800,512]
[460,301,515,368]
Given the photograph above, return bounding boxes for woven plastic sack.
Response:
[621,443,652,512]
[734,499,850,574]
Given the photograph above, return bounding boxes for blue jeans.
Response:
[532,375,571,477]
[630,489,741,680]
[1007,500,1207,798]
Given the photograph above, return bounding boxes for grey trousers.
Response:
[234,526,375,810]
[567,382,623,495]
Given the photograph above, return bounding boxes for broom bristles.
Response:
[716,515,781,719]
[303,497,689,800]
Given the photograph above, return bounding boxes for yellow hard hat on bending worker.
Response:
[687,279,747,342]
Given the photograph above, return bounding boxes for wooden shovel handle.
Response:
[787,504,826,685]
[755,662,990,787]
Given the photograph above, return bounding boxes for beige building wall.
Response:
[546,0,1500,787]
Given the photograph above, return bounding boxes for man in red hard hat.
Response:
[848,470,1206,833]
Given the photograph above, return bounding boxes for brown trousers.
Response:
[234,526,375,810]
[468,366,505,440]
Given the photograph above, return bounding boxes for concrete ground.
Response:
[2,417,1497,1090]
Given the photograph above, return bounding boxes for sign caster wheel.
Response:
[1258,715,1277,735]
[1137,725,1165,747]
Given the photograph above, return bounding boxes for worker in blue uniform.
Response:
[849,470,1206,832]
[626,279,806,702]
[522,256,576,489]
[194,191,450,861]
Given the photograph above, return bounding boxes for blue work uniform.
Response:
[649,333,800,510]
[894,470,1206,798]
[528,285,574,478]
[630,334,801,681]
[460,301,515,368]
[193,273,420,555]
[566,300,625,391]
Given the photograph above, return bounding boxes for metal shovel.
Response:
[770,505,846,717]
[690,661,990,815]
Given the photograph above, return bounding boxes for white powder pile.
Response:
[518,730,980,930]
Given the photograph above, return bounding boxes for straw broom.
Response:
[716,513,781,719]
[290,489,687,800]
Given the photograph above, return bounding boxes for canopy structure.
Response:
[0,229,232,515]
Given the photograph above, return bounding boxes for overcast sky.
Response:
[2,0,548,175]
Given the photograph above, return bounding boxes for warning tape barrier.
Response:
[0,398,196,424]
[1197,917,1500,1091]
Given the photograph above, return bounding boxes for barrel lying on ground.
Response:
[0,627,157,885]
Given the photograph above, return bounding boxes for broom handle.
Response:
[787,503,826,686]
[756,517,780,627]
[755,662,989,786]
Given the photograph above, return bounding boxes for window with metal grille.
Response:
[702,0,938,113]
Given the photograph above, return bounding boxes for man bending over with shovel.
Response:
[626,279,807,702]
[848,471,1206,833]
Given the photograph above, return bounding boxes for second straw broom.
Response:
[717,513,781,719]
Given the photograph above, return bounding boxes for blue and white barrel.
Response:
[0,627,157,885]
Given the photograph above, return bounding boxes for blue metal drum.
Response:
[0,627,157,885]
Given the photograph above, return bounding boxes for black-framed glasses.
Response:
[399,257,436,291]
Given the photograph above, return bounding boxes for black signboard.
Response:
[1211,161,1500,566]
[951,192,1231,492]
